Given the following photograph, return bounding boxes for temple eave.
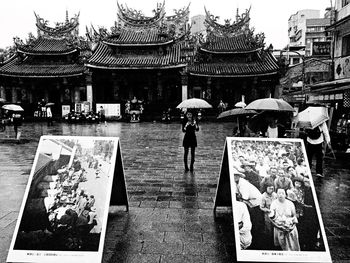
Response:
[0,72,84,78]
[17,49,78,56]
[86,63,186,70]
[189,71,278,78]
[200,47,262,54]
[102,40,174,47]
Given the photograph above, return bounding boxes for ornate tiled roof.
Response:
[201,34,262,53]
[86,42,186,69]
[188,51,279,77]
[0,57,85,77]
[103,29,173,46]
[17,37,78,55]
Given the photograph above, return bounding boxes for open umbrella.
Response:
[176,98,212,109]
[2,104,24,111]
[217,108,256,119]
[245,98,295,112]
[45,102,55,107]
[295,106,329,129]
[234,101,246,108]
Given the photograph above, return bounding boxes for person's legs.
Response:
[13,125,18,139]
[190,146,195,171]
[306,142,315,170]
[315,143,324,175]
[184,147,189,171]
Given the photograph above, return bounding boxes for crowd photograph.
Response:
[11,136,116,253]
[229,138,328,254]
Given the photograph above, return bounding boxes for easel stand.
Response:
[109,142,129,211]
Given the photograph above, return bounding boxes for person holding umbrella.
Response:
[182,111,199,172]
[305,121,331,178]
[296,106,331,178]
[2,104,24,139]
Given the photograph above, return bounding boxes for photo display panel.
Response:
[216,137,332,262]
[7,135,122,263]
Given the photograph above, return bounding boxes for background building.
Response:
[288,9,331,63]
[86,3,190,119]
[187,7,279,109]
[0,12,91,117]
[190,14,206,37]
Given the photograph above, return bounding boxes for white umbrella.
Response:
[217,108,256,119]
[176,98,212,109]
[245,98,295,112]
[2,104,24,111]
[296,106,329,129]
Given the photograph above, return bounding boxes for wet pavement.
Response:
[0,121,349,262]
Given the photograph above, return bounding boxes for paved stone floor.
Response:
[0,121,349,262]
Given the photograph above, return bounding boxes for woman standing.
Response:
[269,188,300,251]
[182,111,199,172]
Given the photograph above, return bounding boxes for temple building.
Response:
[86,2,190,117]
[0,12,90,116]
[187,8,280,108]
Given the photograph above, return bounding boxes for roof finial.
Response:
[236,8,239,22]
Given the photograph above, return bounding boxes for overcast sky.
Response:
[0,0,331,49]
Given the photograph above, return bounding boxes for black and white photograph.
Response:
[7,136,118,263]
[228,137,332,262]
[1,0,350,262]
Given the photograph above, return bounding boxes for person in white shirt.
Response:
[234,201,252,249]
[255,157,269,178]
[234,169,263,249]
[305,121,331,177]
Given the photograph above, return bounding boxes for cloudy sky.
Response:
[0,0,331,49]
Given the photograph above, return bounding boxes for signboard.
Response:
[214,137,331,263]
[312,42,331,57]
[96,103,121,118]
[7,135,128,263]
[335,55,350,79]
[61,105,70,117]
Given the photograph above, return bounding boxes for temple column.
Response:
[86,73,93,105]
[74,86,81,103]
[181,70,188,101]
[206,77,212,100]
[11,87,17,103]
[0,85,5,100]
[157,72,163,101]
[44,89,49,103]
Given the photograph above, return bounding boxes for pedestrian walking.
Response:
[305,121,331,178]
[46,106,53,126]
[98,106,106,125]
[11,111,23,139]
[182,111,199,172]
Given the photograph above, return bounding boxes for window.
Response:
[342,34,350,56]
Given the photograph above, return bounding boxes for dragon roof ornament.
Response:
[117,1,166,27]
[204,6,251,37]
[34,11,80,37]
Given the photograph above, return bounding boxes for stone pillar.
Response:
[206,77,212,100]
[74,86,81,103]
[0,85,5,100]
[157,72,162,100]
[181,70,188,101]
[11,87,17,103]
[87,84,93,104]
